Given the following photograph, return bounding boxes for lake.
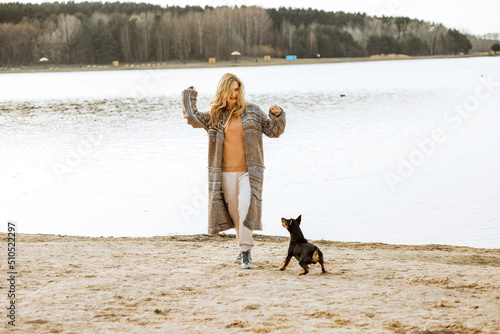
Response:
[1,57,499,248]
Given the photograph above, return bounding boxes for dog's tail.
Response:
[312,249,319,263]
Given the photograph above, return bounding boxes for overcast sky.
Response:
[2,0,499,35]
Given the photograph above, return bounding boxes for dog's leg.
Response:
[319,258,326,273]
[279,254,293,271]
[299,264,309,275]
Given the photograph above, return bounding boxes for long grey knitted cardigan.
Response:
[181,88,286,235]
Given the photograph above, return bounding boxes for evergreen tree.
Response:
[490,43,500,54]
[92,19,115,64]
[366,35,402,55]
[445,29,472,54]
[403,34,429,56]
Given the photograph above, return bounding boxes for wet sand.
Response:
[2,233,499,333]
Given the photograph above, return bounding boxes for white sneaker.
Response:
[234,251,252,264]
[234,252,242,264]
[241,250,253,269]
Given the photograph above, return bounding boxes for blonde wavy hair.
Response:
[209,73,248,128]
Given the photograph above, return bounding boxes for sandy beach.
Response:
[2,233,499,333]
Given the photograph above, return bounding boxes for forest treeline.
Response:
[0,1,495,66]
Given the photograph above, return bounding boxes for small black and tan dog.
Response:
[280,215,326,275]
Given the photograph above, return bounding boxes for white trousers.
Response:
[221,171,254,252]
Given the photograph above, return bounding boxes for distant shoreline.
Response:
[0,52,496,74]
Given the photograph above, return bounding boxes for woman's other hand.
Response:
[270,105,281,116]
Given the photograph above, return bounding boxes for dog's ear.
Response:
[296,215,301,225]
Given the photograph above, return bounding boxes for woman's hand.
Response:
[270,105,281,116]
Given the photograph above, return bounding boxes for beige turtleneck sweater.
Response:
[222,113,248,172]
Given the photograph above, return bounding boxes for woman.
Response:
[181,73,286,269]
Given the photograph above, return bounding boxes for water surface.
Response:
[1,57,499,248]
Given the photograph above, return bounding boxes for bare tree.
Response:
[118,16,132,63]
[133,12,155,62]
[252,7,272,46]
[428,24,446,55]
[281,19,296,52]
[469,34,500,53]
[159,12,175,61]
[192,11,205,59]
[170,14,191,61]
[0,22,40,66]
[35,20,64,64]
[204,7,233,60]
[58,14,81,63]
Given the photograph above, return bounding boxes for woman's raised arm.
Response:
[181,87,211,131]
[261,105,286,138]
